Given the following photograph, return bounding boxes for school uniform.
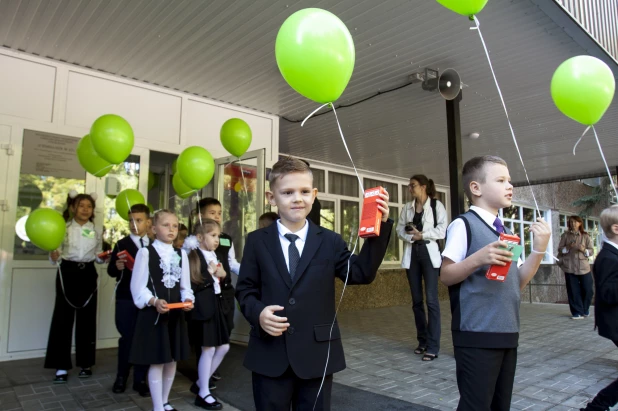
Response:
[583,241,618,410]
[236,218,393,411]
[214,232,238,332]
[107,234,149,384]
[129,241,194,365]
[190,249,230,347]
[44,220,103,371]
[442,206,523,411]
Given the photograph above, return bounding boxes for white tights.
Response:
[148,362,177,411]
[198,344,230,402]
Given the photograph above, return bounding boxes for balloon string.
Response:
[471,16,541,219]
[237,158,251,224]
[573,126,591,155]
[311,103,364,410]
[301,103,330,127]
[592,126,618,199]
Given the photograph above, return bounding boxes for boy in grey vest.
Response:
[440,155,550,411]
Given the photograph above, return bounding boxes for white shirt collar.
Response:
[277,219,309,243]
[470,205,501,228]
[130,233,149,245]
[199,248,218,263]
[68,219,93,228]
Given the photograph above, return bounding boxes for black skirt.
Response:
[130,306,191,365]
[190,294,230,347]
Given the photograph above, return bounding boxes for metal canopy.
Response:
[1,0,616,185]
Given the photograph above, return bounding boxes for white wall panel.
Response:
[65,72,182,144]
[0,55,55,122]
[185,99,273,160]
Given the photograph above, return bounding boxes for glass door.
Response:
[214,149,265,343]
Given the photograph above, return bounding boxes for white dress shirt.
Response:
[442,206,523,267]
[277,219,309,271]
[200,248,221,294]
[228,243,241,275]
[56,220,103,263]
[130,240,194,309]
[129,233,150,249]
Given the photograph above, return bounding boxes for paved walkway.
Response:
[335,302,618,410]
[1,302,617,410]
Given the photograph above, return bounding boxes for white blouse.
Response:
[130,240,195,309]
[200,248,221,294]
[56,220,104,263]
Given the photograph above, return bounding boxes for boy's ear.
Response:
[266,190,276,206]
[312,188,318,202]
[469,180,482,198]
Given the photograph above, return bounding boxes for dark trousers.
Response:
[406,244,441,354]
[583,341,618,410]
[564,272,593,316]
[454,346,517,411]
[252,368,333,411]
[115,299,148,383]
[44,262,98,370]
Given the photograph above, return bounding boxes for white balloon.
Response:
[15,215,30,242]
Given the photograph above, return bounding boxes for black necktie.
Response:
[139,238,144,248]
[284,233,300,279]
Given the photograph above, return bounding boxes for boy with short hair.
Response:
[440,155,550,411]
[581,205,618,411]
[236,157,393,411]
[107,204,151,396]
[258,211,279,229]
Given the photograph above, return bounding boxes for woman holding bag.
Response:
[557,216,594,320]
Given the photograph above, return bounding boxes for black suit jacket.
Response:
[235,219,393,379]
[593,243,618,342]
[107,236,139,301]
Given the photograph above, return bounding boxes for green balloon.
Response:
[171,158,178,174]
[551,56,616,126]
[275,8,355,104]
[25,208,66,251]
[90,114,134,164]
[147,203,154,213]
[172,173,195,199]
[221,118,252,157]
[436,0,488,16]
[76,134,113,177]
[177,146,215,190]
[115,189,145,221]
[148,171,157,191]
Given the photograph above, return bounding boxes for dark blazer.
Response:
[236,219,393,379]
[593,242,618,342]
[107,236,140,301]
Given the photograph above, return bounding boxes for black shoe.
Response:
[211,371,221,381]
[78,369,92,378]
[163,403,178,411]
[53,374,68,384]
[112,376,127,393]
[133,381,150,397]
[209,377,217,390]
[195,394,223,410]
[190,382,199,395]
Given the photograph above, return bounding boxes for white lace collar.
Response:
[153,240,182,289]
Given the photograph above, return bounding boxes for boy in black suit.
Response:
[582,205,618,411]
[107,204,151,396]
[236,157,393,411]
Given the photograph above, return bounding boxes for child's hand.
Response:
[475,241,513,266]
[115,259,126,271]
[50,250,60,262]
[215,265,227,279]
[259,305,290,337]
[155,299,169,314]
[182,301,194,311]
[530,218,551,253]
[377,191,390,222]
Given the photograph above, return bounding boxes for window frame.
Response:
[499,204,554,264]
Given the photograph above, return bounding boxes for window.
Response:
[364,178,398,203]
[311,168,325,193]
[320,199,335,231]
[341,200,360,254]
[329,172,359,197]
[500,205,552,263]
[103,158,141,247]
[384,206,400,261]
[14,130,86,260]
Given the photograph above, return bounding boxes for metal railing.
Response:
[555,0,618,61]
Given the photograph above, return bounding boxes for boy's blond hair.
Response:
[600,205,618,239]
[462,155,508,202]
[269,156,313,188]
